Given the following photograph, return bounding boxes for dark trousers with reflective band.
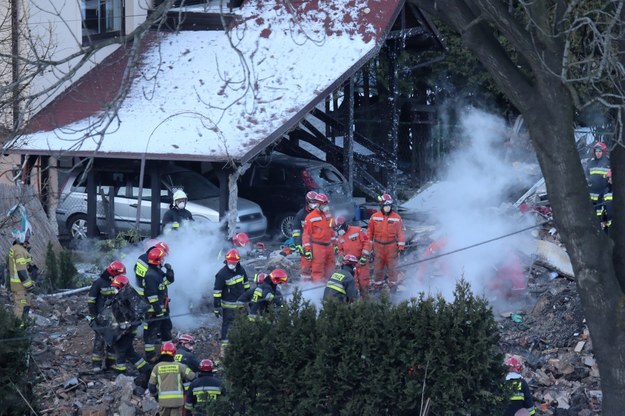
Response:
[220,307,244,347]
[92,332,116,366]
[144,313,173,361]
[113,332,149,374]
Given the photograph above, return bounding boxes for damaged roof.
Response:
[7,0,403,163]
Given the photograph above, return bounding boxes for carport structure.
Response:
[5,0,429,239]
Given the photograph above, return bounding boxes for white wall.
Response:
[26,0,148,119]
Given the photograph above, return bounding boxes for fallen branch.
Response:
[10,379,39,416]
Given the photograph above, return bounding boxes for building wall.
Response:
[0,0,149,131]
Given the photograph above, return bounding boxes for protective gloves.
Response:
[213,308,222,319]
[304,251,313,261]
[358,256,368,266]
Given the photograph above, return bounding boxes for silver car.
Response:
[56,163,267,241]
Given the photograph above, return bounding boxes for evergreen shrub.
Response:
[0,307,38,415]
[224,280,506,416]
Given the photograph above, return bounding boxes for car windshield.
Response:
[309,166,350,196]
[310,166,346,186]
[162,170,220,200]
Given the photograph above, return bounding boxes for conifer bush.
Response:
[224,280,507,415]
[0,307,38,415]
[44,244,78,290]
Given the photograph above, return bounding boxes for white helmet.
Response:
[173,189,188,202]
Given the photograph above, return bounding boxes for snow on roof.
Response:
[8,0,401,162]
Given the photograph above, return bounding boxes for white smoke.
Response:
[401,108,537,306]
[119,220,227,330]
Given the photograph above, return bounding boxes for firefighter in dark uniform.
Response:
[104,275,152,384]
[134,241,170,297]
[292,191,318,282]
[162,189,194,232]
[323,254,359,304]
[174,333,200,373]
[87,260,126,371]
[248,269,288,321]
[503,355,536,416]
[238,272,268,307]
[212,249,249,355]
[586,142,610,216]
[142,247,172,362]
[185,359,223,415]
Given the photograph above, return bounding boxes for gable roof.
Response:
[7,0,404,163]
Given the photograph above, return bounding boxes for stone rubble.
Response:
[1,232,603,415]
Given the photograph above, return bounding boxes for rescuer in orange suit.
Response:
[335,215,372,298]
[302,193,336,283]
[367,193,405,290]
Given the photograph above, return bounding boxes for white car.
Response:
[56,162,267,241]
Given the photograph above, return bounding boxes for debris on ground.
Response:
[0,223,604,415]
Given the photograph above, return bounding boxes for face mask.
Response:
[309,203,318,210]
[321,205,330,213]
[383,205,391,214]
[227,263,237,270]
[176,201,186,210]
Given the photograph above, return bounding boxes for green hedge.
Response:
[221,280,506,416]
[0,307,37,415]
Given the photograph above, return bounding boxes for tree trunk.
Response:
[409,0,625,411]
[524,84,625,413]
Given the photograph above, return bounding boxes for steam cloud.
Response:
[401,108,537,308]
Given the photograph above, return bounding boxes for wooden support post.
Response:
[86,167,98,238]
[150,163,161,238]
[387,40,399,197]
[343,77,354,196]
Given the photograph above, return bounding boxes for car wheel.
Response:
[277,212,297,239]
[67,213,91,240]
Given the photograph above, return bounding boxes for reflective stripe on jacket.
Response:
[302,210,335,250]
[149,361,196,407]
[367,211,405,248]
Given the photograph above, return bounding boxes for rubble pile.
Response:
[498,265,601,415]
[0,238,604,415]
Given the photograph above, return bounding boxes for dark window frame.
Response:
[81,0,125,45]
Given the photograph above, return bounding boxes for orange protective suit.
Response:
[367,211,405,288]
[337,225,372,297]
[302,209,336,283]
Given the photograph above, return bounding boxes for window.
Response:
[251,166,271,187]
[82,0,124,42]
[97,171,125,197]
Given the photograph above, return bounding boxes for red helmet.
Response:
[178,334,195,348]
[161,341,177,357]
[505,355,523,373]
[254,272,268,284]
[593,142,607,152]
[111,275,129,290]
[199,359,214,373]
[148,248,166,265]
[232,233,250,248]
[269,268,288,285]
[314,193,329,205]
[225,248,241,264]
[378,193,394,206]
[305,191,318,204]
[107,260,126,277]
[342,254,359,265]
[155,241,170,254]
